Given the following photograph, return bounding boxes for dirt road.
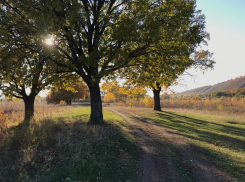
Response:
[106,107,237,182]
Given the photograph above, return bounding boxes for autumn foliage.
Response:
[104,92,116,103]
[46,82,88,104]
[101,80,147,102]
[159,91,245,114]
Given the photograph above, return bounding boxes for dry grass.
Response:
[0,101,61,127]
[0,101,137,182]
[161,107,245,124]
[116,98,154,108]
[160,97,245,116]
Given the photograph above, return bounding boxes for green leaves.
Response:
[119,0,214,91]
[0,0,214,105]
[0,1,71,99]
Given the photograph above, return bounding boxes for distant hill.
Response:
[176,76,245,96]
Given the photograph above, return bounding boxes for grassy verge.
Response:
[0,106,136,182]
[124,107,245,181]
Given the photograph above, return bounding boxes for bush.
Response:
[118,101,125,106]
[217,104,223,111]
[144,98,154,107]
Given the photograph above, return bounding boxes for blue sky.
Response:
[170,0,245,93]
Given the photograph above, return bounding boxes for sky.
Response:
[170,0,245,93]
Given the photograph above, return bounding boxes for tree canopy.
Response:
[0,3,67,121]
[0,0,214,124]
[118,6,215,110]
[104,92,116,103]
[46,79,88,104]
[101,79,147,101]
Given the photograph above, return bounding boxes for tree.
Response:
[104,92,116,103]
[120,84,147,101]
[46,80,88,104]
[1,0,211,124]
[101,79,146,102]
[0,3,71,123]
[119,8,215,111]
[100,79,126,101]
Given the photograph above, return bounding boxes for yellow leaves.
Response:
[4,97,12,102]
[217,104,223,111]
[118,85,147,100]
[129,87,146,95]
[65,19,70,27]
[64,86,78,93]
[191,94,200,101]
[104,92,116,103]
[100,79,120,94]
[143,97,154,107]
[59,79,81,93]
[32,53,38,58]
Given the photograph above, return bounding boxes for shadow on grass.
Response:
[0,116,137,182]
[154,111,245,151]
[70,102,91,107]
[137,110,245,180]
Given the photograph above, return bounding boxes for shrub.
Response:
[130,99,134,107]
[204,99,212,107]
[118,101,125,106]
[144,98,154,107]
[139,98,145,107]
[217,104,223,111]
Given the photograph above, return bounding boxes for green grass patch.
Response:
[130,108,245,181]
[0,106,137,182]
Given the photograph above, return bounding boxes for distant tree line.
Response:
[207,88,245,99]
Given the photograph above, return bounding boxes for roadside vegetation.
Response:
[0,101,137,182]
[101,85,245,115]
[160,93,245,115]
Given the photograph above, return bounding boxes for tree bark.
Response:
[23,95,35,124]
[87,83,104,125]
[66,99,71,105]
[153,82,162,111]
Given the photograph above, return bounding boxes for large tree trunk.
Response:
[153,82,162,111]
[87,83,104,125]
[23,95,35,124]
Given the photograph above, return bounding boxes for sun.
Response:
[45,36,54,45]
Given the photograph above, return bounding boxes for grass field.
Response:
[0,103,137,182]
[1,101,245,181]
[124,107,245,181]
